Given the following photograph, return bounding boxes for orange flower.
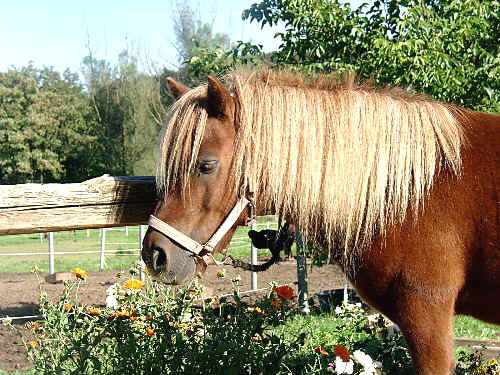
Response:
[216,269,226,278]
[314,346,329,356]
[190,290,199,296]
[271,297,282,309]
[27,321,39,330]
[334,345,350,362]
[145,314,153,320]
[130,316,138,321]
[63,304,72,312]
[88,307,102,316]
[113,310,133,318]
[123,279,144,290]
[145,327,155,336]
[71,268,87,280]
[28,341,37,348]
[273,285,294,299]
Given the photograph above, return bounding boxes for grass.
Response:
[0,217,279,274]
[454,315,499,340]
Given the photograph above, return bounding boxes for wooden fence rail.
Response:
[0,175,157,236]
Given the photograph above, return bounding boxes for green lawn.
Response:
[0,217,279,274]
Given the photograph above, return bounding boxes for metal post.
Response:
[139,225,146,281]
[250,220,258,290]
[296,231,310,314]
[125,226,128,236]
[100,228,106,270]
[48,232,54,274]
[86,229,90,237]
[39,233,43,245]
[343,274,349,304]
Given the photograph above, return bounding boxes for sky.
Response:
[0,0,284,75]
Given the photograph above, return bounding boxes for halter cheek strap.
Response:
[148,196,250,256]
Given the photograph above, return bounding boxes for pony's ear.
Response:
[166,77,190,99]
[207,75,235,120]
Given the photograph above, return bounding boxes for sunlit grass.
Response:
[0,217,280,273]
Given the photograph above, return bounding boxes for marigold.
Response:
[28,341,37,348]
[63,304,72,312]
[113,310,133,318]
[123,279,144,290]
[145,327,155,336]
[247,306,263,314]
[315,346,329,356]
[27,321,39,330]
[88,307,102,316]
[216,269,226,278]
[273,285,294,299]
[71,268,87,280]
[334,345,350,362]
[145,314,153,319]
[130,316,138,321]
[271,297,282,309]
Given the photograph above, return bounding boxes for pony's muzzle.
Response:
[142,229,198,285]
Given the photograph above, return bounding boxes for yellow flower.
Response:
[247,307,263,314]
[71,268,88,280]
[63,304,72,312]
[190,290,199,296]
[88,307,102,316]
[130,316,138,321]
[169,321,179,328]
[28,341,37,348]
[145,327,155,336]
[113,310,133,318]
[26,321,39,331]
[123,279,144,290]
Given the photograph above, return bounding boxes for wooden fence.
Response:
[0,175,156,235]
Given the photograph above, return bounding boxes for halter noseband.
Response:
[148,196,253,264]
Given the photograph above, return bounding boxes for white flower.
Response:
[353,350,377,374]
[335,356,354,374]
[105,295,118,309]
[105,283,120,309]
[1,317,12,326]
[335,306,344,314]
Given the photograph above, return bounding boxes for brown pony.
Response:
[142,69,499,375]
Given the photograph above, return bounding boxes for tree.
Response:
[236,0,499,113]
[0,65,99,184]
[82,49,165,176]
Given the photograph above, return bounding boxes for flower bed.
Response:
[4,268,498,374]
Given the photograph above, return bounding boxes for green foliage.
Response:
[236,0,499,113]
[0,65,100,184]
[82,50,165,176]
[7,273,496,374]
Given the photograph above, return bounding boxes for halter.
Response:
[148,195,255,265]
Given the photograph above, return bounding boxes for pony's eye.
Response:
[199,161,218,174]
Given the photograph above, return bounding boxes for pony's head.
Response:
[141,76,247,284]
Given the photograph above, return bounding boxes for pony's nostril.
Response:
[152,247,167,271]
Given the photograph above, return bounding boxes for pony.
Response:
[141,69,499,375]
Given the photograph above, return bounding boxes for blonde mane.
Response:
[157,69,464,259]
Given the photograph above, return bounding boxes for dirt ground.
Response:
[0,259,346,372]
[1,259,498,372]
